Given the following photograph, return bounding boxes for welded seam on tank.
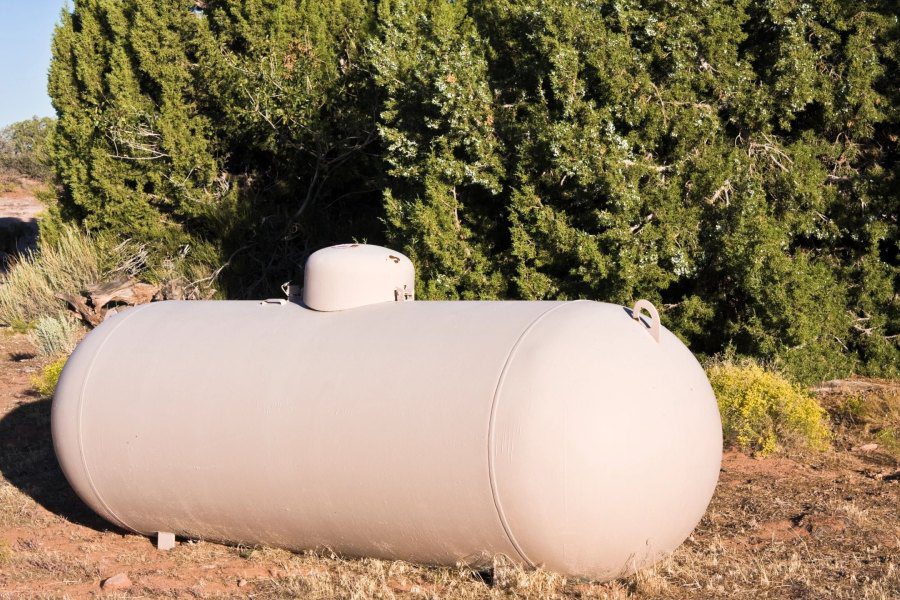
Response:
[488,301,582,567]
[74,303,153,534]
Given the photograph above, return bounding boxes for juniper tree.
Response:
[370,0,507,299]
[48,0,898,381]
[50,0,379,294]
[49,0,226,264]
[197,0,378,291]
[373,0,897,381]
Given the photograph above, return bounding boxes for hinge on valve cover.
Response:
[394,286,413,302]
[281,281,303,304]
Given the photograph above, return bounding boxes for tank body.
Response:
[52,299,722,580]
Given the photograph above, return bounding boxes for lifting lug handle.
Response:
[631,299,661,343]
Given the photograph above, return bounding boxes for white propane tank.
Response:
[51,244,722,581]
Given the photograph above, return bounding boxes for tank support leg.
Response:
[156,531,176,551]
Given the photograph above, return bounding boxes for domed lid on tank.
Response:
[302,244,415,311]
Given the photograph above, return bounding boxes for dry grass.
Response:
[0,225,150,331]
[0,225,101,330]
[250,552,577,599]
[818,379,900,461]
[230,527,900,600]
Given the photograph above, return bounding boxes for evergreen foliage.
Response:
[48,0,224,257]
[372,0,506,299]
[197,0,379,288]
[48,0,898,382]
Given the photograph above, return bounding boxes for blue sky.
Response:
[0,0,67,127]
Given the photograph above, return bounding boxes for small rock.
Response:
[857,443,879,452]
[101,572,132,590]
[237,578,248,587]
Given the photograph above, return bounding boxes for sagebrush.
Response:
[26,314,84,359]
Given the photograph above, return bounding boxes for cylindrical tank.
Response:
[52,245,722,581]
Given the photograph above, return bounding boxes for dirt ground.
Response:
[0,176,43,260]
[0,177,43,222]
[0,331,897,600]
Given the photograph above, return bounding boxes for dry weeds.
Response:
[0,226,101,330]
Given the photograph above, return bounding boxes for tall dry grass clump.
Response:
[0,224,151,332]
[824,381,900,460]
[0,224,100,330]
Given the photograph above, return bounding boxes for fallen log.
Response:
[56,291,104,327]
[58,277,161,328]
[86,278,159,308]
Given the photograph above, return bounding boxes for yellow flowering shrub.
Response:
[32,356,67,399]
[707,361,830,456]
